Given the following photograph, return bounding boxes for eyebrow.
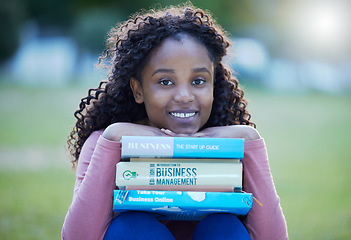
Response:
[192,67,211,75]
[151,67,211,76]
[152,69,175,76]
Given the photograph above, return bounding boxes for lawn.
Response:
[0,84,350,239]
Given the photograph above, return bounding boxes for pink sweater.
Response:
[62,130,288,239]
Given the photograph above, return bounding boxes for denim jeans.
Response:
[104,211,251,240]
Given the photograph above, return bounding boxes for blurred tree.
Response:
[191,0,259,35]
[69,0,262,53]
[92,0,261,36]
[0,0,25,62]
[71,7,124,54]
[0,0,276,61]
[24,0,73,34]
[0,0,74,62]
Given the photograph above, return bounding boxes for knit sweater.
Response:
[62,130,288,239]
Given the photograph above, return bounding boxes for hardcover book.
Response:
[121,136,245,159]
[129,157,240,163]
[116,162,242,189]
[125,185,236,192]
[113,190,253,221]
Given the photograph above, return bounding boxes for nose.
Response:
[173,84,195,104]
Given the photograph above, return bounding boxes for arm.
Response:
[62,130,120,240]
[168,125,288,239]
[242,139,288,240]
[62,123,167,240]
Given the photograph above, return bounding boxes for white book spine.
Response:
[116,162,242,188]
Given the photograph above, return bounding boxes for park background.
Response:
[0,0,350,239]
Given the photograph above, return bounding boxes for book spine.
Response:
[113,190,253,220]
[121,136,244,159]
[130,158,240,163]
[116,162,242,188]
[125,185,236,192]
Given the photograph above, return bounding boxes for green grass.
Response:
[0,84,351,239]
[0,170,75,239]
[247,90,351,239]
[0,84,88,147]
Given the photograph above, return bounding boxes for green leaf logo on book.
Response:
[122,170,138,180]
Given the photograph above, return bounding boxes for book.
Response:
[121,136,245,159]
[125,185,236,192]
[113,190,253,221]
[116,162,242,189]
[129,157,240,163]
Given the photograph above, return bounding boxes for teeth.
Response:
[171,112,195,118]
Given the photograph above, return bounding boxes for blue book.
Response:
[113,190,253,221]
[121,136,245,159]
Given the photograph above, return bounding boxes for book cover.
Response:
[113,190,253,221]
[116,162,242,189]
[121,136,245,159]
[129,157,240,163]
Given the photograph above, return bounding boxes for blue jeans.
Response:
[104,211,251,240]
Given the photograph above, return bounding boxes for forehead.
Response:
[146,36,213,68]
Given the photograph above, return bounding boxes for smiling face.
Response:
[130,36,214,134]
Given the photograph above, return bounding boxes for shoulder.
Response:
[82,130,105,150]
[77,129,119,168]
[227,125,261,141]
[239,125,261,141]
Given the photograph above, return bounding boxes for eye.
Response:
[192,78,205,85]
[159,79,174,86]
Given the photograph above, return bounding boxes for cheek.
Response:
[204,90,214,110]
[143,93,168,116]
[206,98,214,116]
[200,94,214,121]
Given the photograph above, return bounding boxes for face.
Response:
[131,37,214,134]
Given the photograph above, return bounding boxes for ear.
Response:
[130,77,144,104]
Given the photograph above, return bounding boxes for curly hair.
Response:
[67,4,255,165]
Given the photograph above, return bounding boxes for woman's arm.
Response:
[164,125,261,141]
[242,139,288,239]
[62,123,167,240]
[103,122,166,142]
[62,131,120,240]
[200,126,288,239]
[166,125,288,239]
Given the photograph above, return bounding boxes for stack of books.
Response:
[112,136,253,220]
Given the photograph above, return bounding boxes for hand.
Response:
[162,125,261,141]
[102,122,166,141]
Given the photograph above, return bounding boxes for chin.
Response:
[171,127,199,135]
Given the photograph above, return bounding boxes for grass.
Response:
[247,90,351,239]
[0,84,351,239]
[0,170,75,239]
[0,84,88,147]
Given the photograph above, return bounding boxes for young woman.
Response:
[62,5,288,240]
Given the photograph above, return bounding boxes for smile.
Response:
[170,112,196,118]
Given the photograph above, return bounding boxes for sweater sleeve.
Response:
[62,131,121,240]
[242,138,288,240]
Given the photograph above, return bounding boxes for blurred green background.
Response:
[1,0,351,239]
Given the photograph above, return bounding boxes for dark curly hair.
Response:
[67,4,255,165]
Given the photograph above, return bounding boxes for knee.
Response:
[104,211,175,240]
[201,213,243,225]
[112,211,156,224]
[106,211,158,233]
[193,214,251,240]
